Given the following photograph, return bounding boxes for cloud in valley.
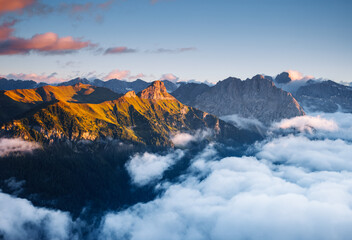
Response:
[221,114,265,131]
[171,129,212,147]
[99,111,352,240]
[272,112,352,142]
[0,191,74,240]
[0,138,40,157]
[100,143,352,240]
[274,115,338,133]
[126,150,185,186]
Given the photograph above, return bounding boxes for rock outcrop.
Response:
[172,75,305,125]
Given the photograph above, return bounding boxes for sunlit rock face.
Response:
[138,81,176,100]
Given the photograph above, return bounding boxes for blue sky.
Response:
[0,0,351,83]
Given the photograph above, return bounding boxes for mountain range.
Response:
[0,77,179,94]
[172,75,305,125]
[1,72,351,128]
[0,81,258,146]
[272,72,352,113]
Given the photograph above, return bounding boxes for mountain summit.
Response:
[138,81,176,100]
[172,75,305,125]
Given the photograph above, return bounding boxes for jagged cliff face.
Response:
[173,75,305,125]
[295,80,352,113]
[0,81,258,146]
[138,81,176,100]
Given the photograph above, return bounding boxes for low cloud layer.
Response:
[101,140,352,240]
[0,191,74,240]
[221,114,265,132]
[274,115,338,133]
[171,129,212,147]
[0,138,40,157]
[100,112,352,240]
[273,112,352,141]
[126,150,185,186]
[2,112,352,239]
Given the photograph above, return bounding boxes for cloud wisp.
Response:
[0,138,40,157]
[104,46,137,55]
[0,191,74,240]
[126,150,185,186]
[171,129,212,147]
[0,0,36,14]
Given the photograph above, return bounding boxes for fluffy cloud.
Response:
[171,129,212,147]
[104,69,131,80]
[0,32,93,55]
[286,70,314,81]
[104,69,147,81]
[0,191,74,240]
[126,150,185,186]
[100,142,352,240]
[160,73,179,82]
[257,135,352,171]
[104,46,137,54]
[274,115,338,133]
[0,138,40,157]
[0,20,94,55]
[273,112,352,141]
[0,0,35,14]
[99,111,352,239]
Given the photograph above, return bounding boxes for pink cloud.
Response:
[0,0,36,14]
[104,69,131,80]
[287,70,314,81]
[0,72,66,83]
[104,46,137,54]
[98,0,115,9]
[129,73,146,80]
[0,20,16,40]
[160,73,179,82]
[0,32,93,55]
[104,70,147,81]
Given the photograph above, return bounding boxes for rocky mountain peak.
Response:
[124,90,137,98]
[138,81,176,100]
[275,72,292,84]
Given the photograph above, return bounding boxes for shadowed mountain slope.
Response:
[172,75,305,124]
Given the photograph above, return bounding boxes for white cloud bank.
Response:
[101,143,352,240]
[171,129,212,147]
[273,112,352,141]
[0,138,40,157]
[0,191,74,240]
[274,115,338,133]
[100,121,352,240]
[126,150,185,186]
